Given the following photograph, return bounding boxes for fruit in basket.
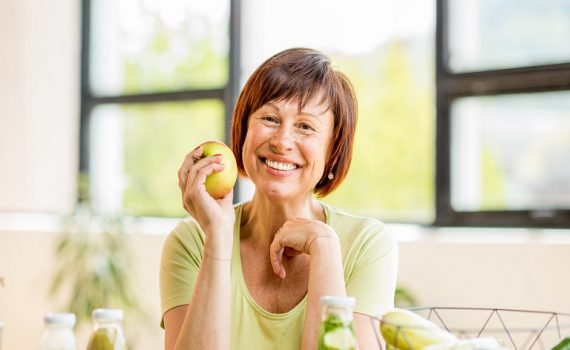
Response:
[380,309,457,350]
[552,337,570,350]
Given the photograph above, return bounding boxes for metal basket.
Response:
[371,307,570,350]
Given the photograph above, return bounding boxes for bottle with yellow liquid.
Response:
[318,296,357,350]
[86,309,126,350]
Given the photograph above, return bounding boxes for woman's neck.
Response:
[240,193,324,247]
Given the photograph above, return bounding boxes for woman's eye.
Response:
[299,123,316,132]
[261,115,278,124]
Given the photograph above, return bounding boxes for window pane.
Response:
[242,0,435,223]
[447,0,570,72]
[90,100,225,217]
[324,48,435,223]
[450,91,570,211]
[89,0,229,95]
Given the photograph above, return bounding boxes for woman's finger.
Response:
[179,154,225,218]
[178,147,203,189]
[283,247,301,257]
[269,235,286,279]
[178,168,190,190]
[183,161,225,207]
[186,155,225,191]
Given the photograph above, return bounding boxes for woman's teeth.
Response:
[265,159,297,171]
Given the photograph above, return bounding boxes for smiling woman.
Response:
[240,97,334,200]
[231,48,357,198]
[160,48,398,350]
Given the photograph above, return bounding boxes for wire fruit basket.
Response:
[372,307,570,350]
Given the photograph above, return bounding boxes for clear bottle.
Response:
[0,319,5,350]
[318,296,356,350]
[40,312,78,350]
[86,309,126,350]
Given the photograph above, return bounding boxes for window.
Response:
[84,0,436,223]
[436,0,570,227]
[81,0,240,217]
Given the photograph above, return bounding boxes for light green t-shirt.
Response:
[160,202,398,349]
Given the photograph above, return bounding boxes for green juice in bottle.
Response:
[86,309,126,350]
[318,296,356,350]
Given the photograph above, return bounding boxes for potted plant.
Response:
[49,174,145,344]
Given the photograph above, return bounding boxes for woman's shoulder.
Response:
[322,202,396,249]
[162,217,205,257]
[323,202,388,233]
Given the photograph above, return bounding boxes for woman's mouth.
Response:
[264,159,299,171]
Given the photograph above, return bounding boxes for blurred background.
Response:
[1,0,569,349]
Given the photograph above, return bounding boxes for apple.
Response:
[198,140,238,199]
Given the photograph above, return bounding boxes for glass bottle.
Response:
[86,309,126,350]
[318,296,357,350]
[0,319,4,350]
[40,312,78,350]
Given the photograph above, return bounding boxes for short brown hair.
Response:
[230,48,357,197]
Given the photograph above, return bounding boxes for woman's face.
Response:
[241,95,334,201]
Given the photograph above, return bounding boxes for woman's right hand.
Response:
[177,145,235,235]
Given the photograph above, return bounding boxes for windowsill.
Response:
[0,212,64,233]
[389,223,570,244]
[0,212,180,235]
[1,212,569,244]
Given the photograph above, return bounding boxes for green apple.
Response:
[199,140,238,199]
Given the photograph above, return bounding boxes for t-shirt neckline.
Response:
[232,201,330,320]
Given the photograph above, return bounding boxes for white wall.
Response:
[0,0,78,214]
[398,233,570,312]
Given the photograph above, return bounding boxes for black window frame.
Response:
[79,0,242,209]
[435,0,570,228]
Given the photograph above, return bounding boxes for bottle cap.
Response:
[44,312,76,326]
[320,296,356,308]
[92,308,123,321]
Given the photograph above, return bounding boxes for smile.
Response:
[264,159,298,171]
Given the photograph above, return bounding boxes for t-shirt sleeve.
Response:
[345,223,398,317]
[159,219,205,326]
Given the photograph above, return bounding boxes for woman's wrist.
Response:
[307,228,340,256]
[203,251,232,261]
[204,225,234,259]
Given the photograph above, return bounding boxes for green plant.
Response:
[49,205,141,327]
[49,174,144,330]
[395,286,419,308]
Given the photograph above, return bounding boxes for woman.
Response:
[160,48,398,350]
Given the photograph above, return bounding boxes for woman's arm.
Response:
[270,219,390,349]
[164,226,233,350]
[303,234,346,350]
[269,220,346,350]
[163,147,235,350]
[354,313,382,350]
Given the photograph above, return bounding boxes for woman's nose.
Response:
[270,124,294,152]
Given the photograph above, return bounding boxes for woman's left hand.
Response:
[269,219,339,279]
